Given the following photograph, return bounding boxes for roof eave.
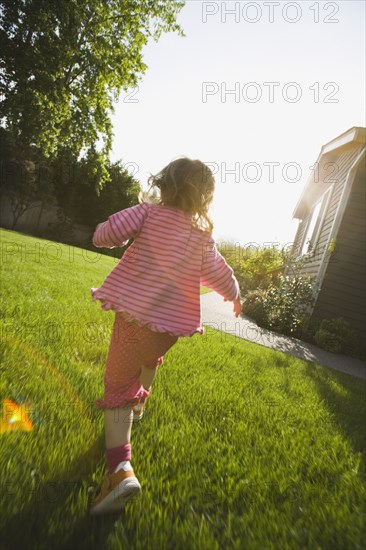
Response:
[292,126,366,220]
[321,126,365,155]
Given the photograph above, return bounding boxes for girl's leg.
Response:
[139,364,157,391]
[91,406,138,514]
[104,406,133,448]
[104,406,133,474]
[95,314,178,475]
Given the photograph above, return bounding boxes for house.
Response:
[288,126,366,339]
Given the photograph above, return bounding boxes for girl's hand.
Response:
[223,297,242,318]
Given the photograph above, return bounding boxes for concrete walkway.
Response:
[200,291,366,380]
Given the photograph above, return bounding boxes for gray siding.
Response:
[312,155,366,335]
[291,144,363,284]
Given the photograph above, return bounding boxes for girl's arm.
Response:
[200,235,241,302]
[92,202,150,248]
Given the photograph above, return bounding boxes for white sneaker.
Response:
[90,467,141,515]
[132,402,145,422]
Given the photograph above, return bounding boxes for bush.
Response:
[241,288,268,326]
[314,329,343,353]
[47,207,75,244]
[220,243,288,293]
[314,318,353,354]
[237,246,365,359]
[241,272,315,338]
[263,274,315,337]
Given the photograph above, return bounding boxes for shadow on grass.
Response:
[0,430,138,550]
[302,363,366,460]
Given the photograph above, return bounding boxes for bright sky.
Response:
[109,0,365,247]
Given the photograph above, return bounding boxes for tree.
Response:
[50,149,141,227]
[85,159,141,223]
[0,0,185,190]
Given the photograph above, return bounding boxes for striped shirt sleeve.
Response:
[92,202,150,248]
[200,235,240,301]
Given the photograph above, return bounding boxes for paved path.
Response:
[200,291,366,380]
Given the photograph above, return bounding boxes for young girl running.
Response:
[89,157,241,514]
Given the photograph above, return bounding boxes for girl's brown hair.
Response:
[138,157,215,233]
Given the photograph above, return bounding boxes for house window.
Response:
[299,189,331,256]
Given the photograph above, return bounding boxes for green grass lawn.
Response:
[1,228,365,550]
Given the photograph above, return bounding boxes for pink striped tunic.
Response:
[90,202,240,337]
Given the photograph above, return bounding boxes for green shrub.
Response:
[236,244,365,359]
[263,274,315,337]
[314,329,343,353]
[241,272,315,338]
[220,243,288,293]
[314,318,353,354]
[241,288,268,325]
[47,207,75,244]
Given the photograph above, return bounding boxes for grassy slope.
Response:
[0,228,365,550]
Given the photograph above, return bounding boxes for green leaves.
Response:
[1,0,185,188]
[241,268,315,338]
[314,318,355,355]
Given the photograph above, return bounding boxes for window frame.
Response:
[298,187,332,258]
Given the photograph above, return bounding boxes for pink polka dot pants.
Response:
[95,312,179,410]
